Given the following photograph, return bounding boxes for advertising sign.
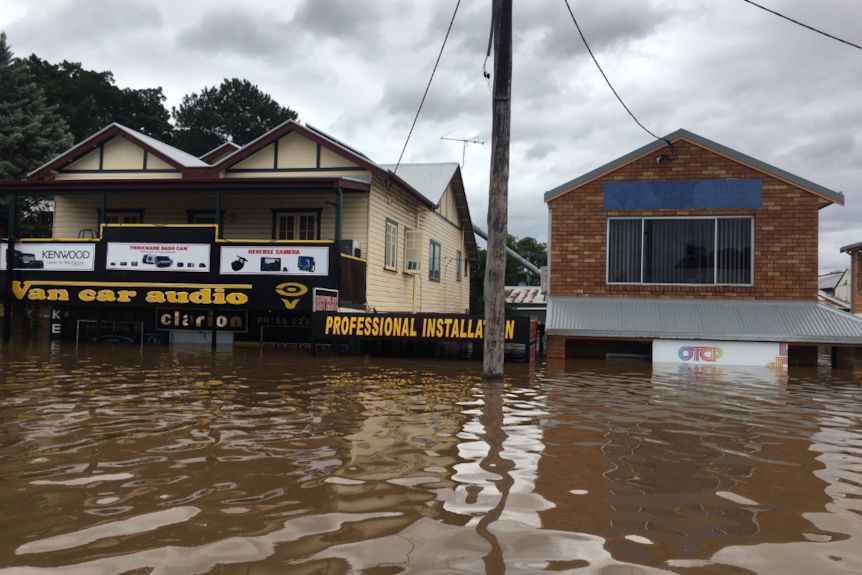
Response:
[653,339,788,370]
[0,243,95,271]
[157,309,248,332]
[312,313,535,345]
[106,243,211,272]
[220,246,329,276]
[314,288,339,312]
[604,179,762,210]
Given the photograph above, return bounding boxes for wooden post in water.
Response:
[483,0,512,379]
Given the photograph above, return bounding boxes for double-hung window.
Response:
[607,217,753,285]
[429,240,441,282]
[385,219,398,270]
[276,212,317,240]
[104,212,142,224]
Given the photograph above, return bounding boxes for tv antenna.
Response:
[441,132,485,167]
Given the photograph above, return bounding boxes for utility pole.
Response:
[483,0,512,379]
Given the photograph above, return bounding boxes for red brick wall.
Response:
[549,139,821,301]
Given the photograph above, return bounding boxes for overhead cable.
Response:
[742,0,862,51]
[392,0,462,176]
[561,0,672,150]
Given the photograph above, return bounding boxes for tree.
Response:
[470,234,547,315]
[172,78,299,156]
[0,32,74,237]
[22,56,172,144]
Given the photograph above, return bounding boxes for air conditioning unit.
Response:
[340,240,361,258]
[404,230,423,273]
[540,266,549,294]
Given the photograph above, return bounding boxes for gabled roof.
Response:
[543,129,846,207]
[380,163,459,204]
[380,162,479,263]
[547,297,862,344]
[819,271,846,291]
[28,123,209,180]
[199,141,240,164]
[208,120,435,209]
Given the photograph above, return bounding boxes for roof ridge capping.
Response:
[542,129,845,206]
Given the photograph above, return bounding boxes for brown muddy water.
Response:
[1,344,861,574]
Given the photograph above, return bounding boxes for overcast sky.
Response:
[1,0,859,271]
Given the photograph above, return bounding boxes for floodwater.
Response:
[1,345,862,574]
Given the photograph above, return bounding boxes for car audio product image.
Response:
[177,263,184,268]
[298,256,315,272]
[231,256,247,271]
[142,254,155,265]
[13,251,45,269]
[261,257,281,272]
[154,256,173,268]
[131,261,138,267]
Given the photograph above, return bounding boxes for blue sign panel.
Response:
[603,179,762,210]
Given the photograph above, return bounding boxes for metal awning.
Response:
[547,297,862,345]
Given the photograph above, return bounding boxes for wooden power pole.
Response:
[483,0,512,379]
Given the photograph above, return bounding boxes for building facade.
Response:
[0,121,477,345]
[544,129,862,367]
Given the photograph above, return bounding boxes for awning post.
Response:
[3,192,18,343]
[215,190,222,239]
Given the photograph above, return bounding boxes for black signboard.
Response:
[156,309,248,332]
[0,226,346,313]
[312,313,535,345]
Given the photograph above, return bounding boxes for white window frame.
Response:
[385,219,398,270]
[456,250,462,282]
[605,215,755,287]
[429,240,441,282]
[405,229,422,272]
[104,212,142,225]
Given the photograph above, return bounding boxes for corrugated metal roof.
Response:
[841,241,862,253]
[819,291,850,311]
[819,271,846,291]
[113,124,210,168]
[547,297,862,344]
[379,163,459,204]
[543,129,845,206]
[505,286,546,306]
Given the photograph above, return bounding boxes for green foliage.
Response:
[172,78,299,156]
[0,32,73,237]
[22,55,172,144]
[469,234,547,315]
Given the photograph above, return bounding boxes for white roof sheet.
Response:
[379,163,459,204]
[113,124,209,168]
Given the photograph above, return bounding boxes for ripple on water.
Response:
[1,346,862,573]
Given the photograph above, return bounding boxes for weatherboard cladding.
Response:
[543,129,845,206]
[546,297,862,344]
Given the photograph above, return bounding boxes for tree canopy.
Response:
[0,32,73,237]
[470,234,547,314]
[172,78,299,156]
[22,56,172,144]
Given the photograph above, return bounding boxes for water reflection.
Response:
[0,344,861,573]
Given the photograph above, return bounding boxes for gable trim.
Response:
[29,125,193,180]
[543,129,845,207]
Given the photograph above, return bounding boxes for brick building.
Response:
[544,129,862,368]
[840,242,862,317]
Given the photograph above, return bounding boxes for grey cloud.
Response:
[524,141,557,161]
[291,0,386,41]
[177,10,287,57]
[7,0,162,54]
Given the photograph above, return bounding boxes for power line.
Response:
[741,0,862,51]
[392,0,462,175]
[561,0,670,148]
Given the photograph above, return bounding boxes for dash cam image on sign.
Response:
[219,246,329,276]
[106,243,211,272]
[0,243,96,271]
